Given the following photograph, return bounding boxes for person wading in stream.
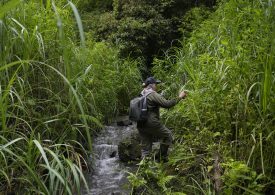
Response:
[137,76,187,162]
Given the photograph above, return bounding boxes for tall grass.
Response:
[0,0,141,193]
[143,0,275,193]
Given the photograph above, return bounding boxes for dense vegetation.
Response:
[0,0,140,193]
[130,0,275,194]
[80,0,216,74]
[0,0,274,194]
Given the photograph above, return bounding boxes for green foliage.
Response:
[2,0,274,194]
[0,0,20,19]
[128,159,176,194]
[222,160,267,194]
[0,1,91,192]
[91,0,174,70]
[77,41,141,121]
[143,0,275,193]
[0,135,88,194]
[77,0,113,12]
[0,0,141,193]
[83,0,217,73]
[179,6,212,40]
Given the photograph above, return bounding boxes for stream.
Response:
[82,118,136,195]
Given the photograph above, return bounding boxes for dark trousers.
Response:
[138,124,173,159]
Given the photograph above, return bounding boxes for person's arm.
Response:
[150,92,181,108]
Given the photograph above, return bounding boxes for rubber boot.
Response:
[156,144,169,162]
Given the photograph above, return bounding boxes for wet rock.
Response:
[117,120,132,126]
[118,133,141,162]
[116,116,133,126]
[110,151,117,158]
[111,191,122,195]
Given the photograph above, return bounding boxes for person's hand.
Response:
[179,91,187,99]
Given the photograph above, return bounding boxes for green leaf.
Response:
[236,185,262,195]
[213,132,221,137]
[0,137,23,150]
[0,0,21,19]
[68,1,85,47]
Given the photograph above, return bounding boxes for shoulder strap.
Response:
[146,91,153,97]
[141,91,154,97]
[142,91,154,109]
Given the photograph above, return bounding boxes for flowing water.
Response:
[82,119,137,195]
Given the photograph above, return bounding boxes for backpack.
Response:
[129,92,153,122]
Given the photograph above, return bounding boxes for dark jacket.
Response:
[137,91,180,132]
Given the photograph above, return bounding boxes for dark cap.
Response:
[143,77,161,87]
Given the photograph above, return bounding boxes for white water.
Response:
[83,123,137,195]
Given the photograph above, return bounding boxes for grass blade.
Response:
[68,1,85,47]
[0,0,21,19]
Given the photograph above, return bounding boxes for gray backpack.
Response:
[129,92,153,122]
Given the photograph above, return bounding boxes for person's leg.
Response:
[155,125,173,161]
[138,130,153,158]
